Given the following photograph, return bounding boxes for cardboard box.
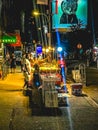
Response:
[44,91,58,107]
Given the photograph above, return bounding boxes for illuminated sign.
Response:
[36,45,42,54]
[52,0,88,29]
[0,35,16,43]
[9,34,21,47]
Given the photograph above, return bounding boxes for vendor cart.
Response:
[31,60,68,108]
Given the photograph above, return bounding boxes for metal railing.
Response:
[0,60,9,80]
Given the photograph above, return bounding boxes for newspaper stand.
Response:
[71,83,83,96]
[42,76,60,108]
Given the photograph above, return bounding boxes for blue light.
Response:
[57,47,63,52]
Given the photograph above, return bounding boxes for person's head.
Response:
[12,53,15,57]
[33,69,39,75]
[61,0,78,15]
[23,53,26,58]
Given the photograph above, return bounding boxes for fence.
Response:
[0,60,9,80]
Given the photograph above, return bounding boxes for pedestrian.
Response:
[5,52,10,73]
[5,52,10,66]
[21,53,26,72]
[23,71,31,89]
[24,54,31,75]
[10,53,16,73]
[23,53,32,89]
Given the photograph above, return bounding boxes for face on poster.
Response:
[52,0,88,29]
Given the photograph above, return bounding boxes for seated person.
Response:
[32,70,42,88]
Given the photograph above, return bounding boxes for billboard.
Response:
[52,0,88,29]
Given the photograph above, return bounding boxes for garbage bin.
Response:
[71,83,83,96]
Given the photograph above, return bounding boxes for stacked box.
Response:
[43,80,56,90]
[42,80,56,103]
[44,91,58,107]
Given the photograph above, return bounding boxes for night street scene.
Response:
[0,0,98,130]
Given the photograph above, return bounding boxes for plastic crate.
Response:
[71,83,83,96]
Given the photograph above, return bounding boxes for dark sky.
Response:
[90,0,98,31]
[3,0,97,50]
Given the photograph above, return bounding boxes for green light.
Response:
[0,35,17,43]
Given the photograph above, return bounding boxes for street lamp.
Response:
[32,11,51,48]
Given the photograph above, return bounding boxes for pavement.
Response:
[0,67,98,130]
[0,67,24,90]
[0,66,98,99]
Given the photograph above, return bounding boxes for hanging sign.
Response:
[0,35,16,43]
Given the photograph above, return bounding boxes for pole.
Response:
[48,15,51,47]
[48,0,51,47]
[90,0,96,45]
[97,56,98,68]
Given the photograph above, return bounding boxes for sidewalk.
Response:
[0,67,24,90]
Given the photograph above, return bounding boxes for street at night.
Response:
[0,66,98,130]
[0,0,98,130]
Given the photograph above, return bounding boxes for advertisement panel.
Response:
[36,44,42,55]
[52,0,88,29]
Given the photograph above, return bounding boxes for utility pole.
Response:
[47,0,51,47]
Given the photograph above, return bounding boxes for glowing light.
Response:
[46,48,49,53]
[57,47,62,52]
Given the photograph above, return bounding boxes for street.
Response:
[0,67,98,130]
[0,0,98,129]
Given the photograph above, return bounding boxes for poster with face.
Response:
[52,0,88,29]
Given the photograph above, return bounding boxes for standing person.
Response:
[5,52,10,65]
[23,53,32,89]
[10,53,16,73]
[5,52,10,73]
[25,54,31,74]
[5,52,10,72]
[21,53,26,72]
